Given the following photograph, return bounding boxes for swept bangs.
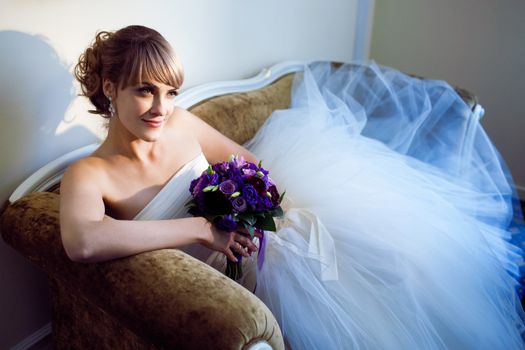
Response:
[120,39,184,90]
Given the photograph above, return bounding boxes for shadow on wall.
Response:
[0,31,98,348]
[0,30,98,204]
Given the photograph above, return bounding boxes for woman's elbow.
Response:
[60,228,96,263]
[63,239,93,263]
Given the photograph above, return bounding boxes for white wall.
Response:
[370,0,525,199]
[0,0,360,347]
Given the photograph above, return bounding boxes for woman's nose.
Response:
[150,96,168,116]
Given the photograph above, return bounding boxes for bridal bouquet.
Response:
[187,155,284,280]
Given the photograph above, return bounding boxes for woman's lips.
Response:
[142,119,163,128]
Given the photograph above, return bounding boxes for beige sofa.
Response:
[0,62,477,350]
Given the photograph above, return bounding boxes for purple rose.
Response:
[242,184,259,205]
[219,180,237,195]
[232,197,247,212]
[215,214,238,232]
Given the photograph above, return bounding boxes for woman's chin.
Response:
[141,131,162,143]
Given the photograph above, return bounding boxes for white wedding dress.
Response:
[135,62,525,349]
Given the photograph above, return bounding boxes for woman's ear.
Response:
[102,79,115,99]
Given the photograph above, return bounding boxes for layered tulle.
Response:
[245,62,525,349]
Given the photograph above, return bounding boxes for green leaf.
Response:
[238,213,257,226]
[247,226,255,238]
[271,206,284,217]
[255,214,277,231]
[278,190,286,204]
[231,191,241,198]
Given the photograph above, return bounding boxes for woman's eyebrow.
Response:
[139,82,177,94]
[140,81,157,88]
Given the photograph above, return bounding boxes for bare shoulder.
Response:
[168,106,201,130]
[61,156,107,194]
[168,106,257,164]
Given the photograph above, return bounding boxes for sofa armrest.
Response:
[1,192,284,350]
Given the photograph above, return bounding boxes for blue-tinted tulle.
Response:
[246,61,525,349]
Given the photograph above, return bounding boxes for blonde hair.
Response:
[74,25,184,118]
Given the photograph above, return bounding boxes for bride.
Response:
[60,25,525,349]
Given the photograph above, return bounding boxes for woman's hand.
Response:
[200,219,259,262]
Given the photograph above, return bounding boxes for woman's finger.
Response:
[233,241,250,257]
[235,234,258,252]
[224,248,238,262]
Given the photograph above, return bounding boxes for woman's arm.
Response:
[59,160,257,263]
[177,108,258,164]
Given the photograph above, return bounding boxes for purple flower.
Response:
[215,214,238,232]
[212,162,228,173]
[219,180,237,195]
[192,177,207,197]
[256,196,273,211]
[242,168,256,177]
[242,184,259,205]
[247,176,267,193]
[190,172,219,197]
[231,155,247,168]
[242,162,258,171]
[186,155,284,281]
[206,173,219,185]
[189,178,200,194]
[232,197,247,212]
[259,167,269,176]
[226,167,243,181]
[268,185,280,207]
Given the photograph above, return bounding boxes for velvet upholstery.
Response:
[190,74,294,145]
[0,65,476,349]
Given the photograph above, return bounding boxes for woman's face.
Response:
[110,80,178,142]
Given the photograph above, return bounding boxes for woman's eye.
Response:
[167,90,178,98]
[138,87,154,95]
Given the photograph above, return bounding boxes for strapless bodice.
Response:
[134,153,209,221]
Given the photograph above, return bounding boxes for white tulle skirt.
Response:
[244,62,525,349]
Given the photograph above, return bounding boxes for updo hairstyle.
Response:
[74,25,184,118]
